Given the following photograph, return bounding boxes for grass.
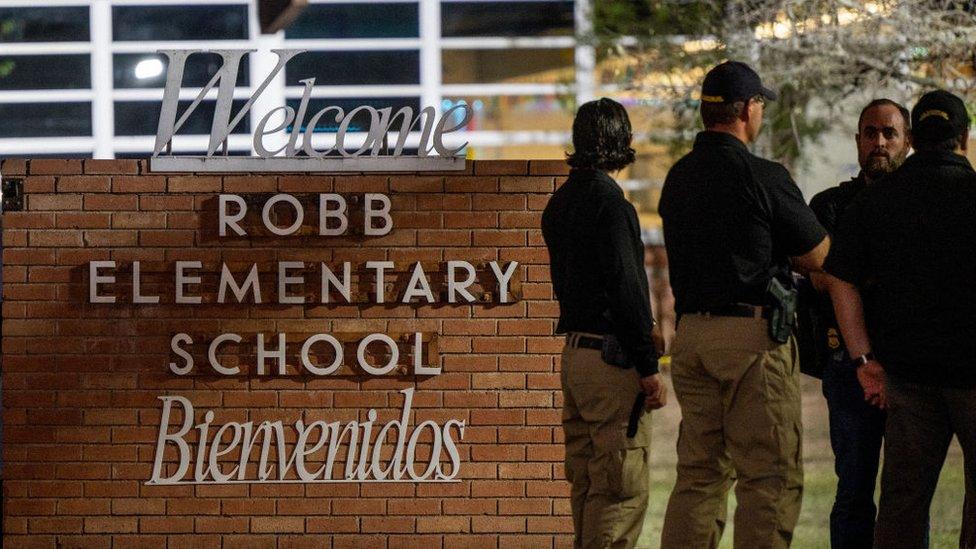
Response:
[636,375,967,548]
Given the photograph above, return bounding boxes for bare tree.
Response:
[594,0,976,166]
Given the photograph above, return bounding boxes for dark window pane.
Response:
[286,97,421,133]
[114,100,251,136]
[442,2,574,36]
[117,150,250,158]
[112,5,248,41]
[0,7,90,42]
[442,48,573,83]
[286,3,418,38]
[20,152,92,158]
[114,53,249,89]
[0,102,91,137]
[0,55,91,90]
[286,51,419,85]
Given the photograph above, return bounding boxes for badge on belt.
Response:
[827,327,840,349]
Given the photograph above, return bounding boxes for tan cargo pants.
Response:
[661,314,803,549]
[561,334,652,549]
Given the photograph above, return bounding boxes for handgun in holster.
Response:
[600,333,630,368]
[767,277,799,344]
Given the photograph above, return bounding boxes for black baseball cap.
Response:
[700,61,778,104]
[911,90,970,141]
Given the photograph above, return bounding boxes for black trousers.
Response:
[822,353,886,549]
[875,375,976,549]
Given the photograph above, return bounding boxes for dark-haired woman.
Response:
[542,98,665,548]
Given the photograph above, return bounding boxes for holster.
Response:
[600,334,631,369]
[767,277,799,344]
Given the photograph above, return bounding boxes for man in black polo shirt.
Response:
[809,98,912,548]
[825,89,976,548]
[659,61,829,549]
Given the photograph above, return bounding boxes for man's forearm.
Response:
[828,277,871,357]
[809,270,832,292]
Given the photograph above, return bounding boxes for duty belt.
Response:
[565,333,603,350]
[693,303,773,319]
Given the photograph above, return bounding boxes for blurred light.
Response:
[134,58,164,80]
[682,38,718,53]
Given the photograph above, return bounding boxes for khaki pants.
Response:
[661,314,803,549]
[561,335,652,549]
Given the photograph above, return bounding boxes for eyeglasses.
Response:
[751,95,766,107]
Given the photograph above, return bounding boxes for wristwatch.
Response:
[849,352,875,369]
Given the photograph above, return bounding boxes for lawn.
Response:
[636,375,967,548]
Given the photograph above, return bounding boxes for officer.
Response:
[542,97,666,549]
[809,98,911,548]
[824,89,976,549]
[658,61,829,549]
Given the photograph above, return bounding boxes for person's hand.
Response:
[857,360,886,409]
[640,373,667,409]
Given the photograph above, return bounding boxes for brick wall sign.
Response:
[1,158,573,547]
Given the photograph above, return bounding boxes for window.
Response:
[444,95,573,131]
[116,150,252,158]
[441,2,574,37]
[114,100,251,136]
[0,103,91,138]
[113,53,250,89]
[442,48,574,84]
[112,5,249,41]
[0,55,91,90]
[0,7,90,42]
[19,153,93,158]
[286,51,419,86]
[286,97,421,132]
[286,3,419,38]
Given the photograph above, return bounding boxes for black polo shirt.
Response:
[660,131,826,314]
[541,167,659,376]
[824,150,976,388]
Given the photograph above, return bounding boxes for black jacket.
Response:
[805,174,868,370]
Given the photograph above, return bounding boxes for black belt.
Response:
[691,304,773,319]
[566,333,603,350]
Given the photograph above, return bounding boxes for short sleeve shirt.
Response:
[660,131,826,314]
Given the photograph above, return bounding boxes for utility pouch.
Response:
[601,334,631,368]
[767,277,799,344]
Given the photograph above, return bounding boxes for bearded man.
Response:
[809,98,911,549]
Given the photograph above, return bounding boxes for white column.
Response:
[247,0,288,156]
[419,0,442,112]
[90,0,114,158]
[574,0,595,107]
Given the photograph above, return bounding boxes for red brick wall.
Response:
[0,158,574,548]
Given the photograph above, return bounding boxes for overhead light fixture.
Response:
[134,58,164,80]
